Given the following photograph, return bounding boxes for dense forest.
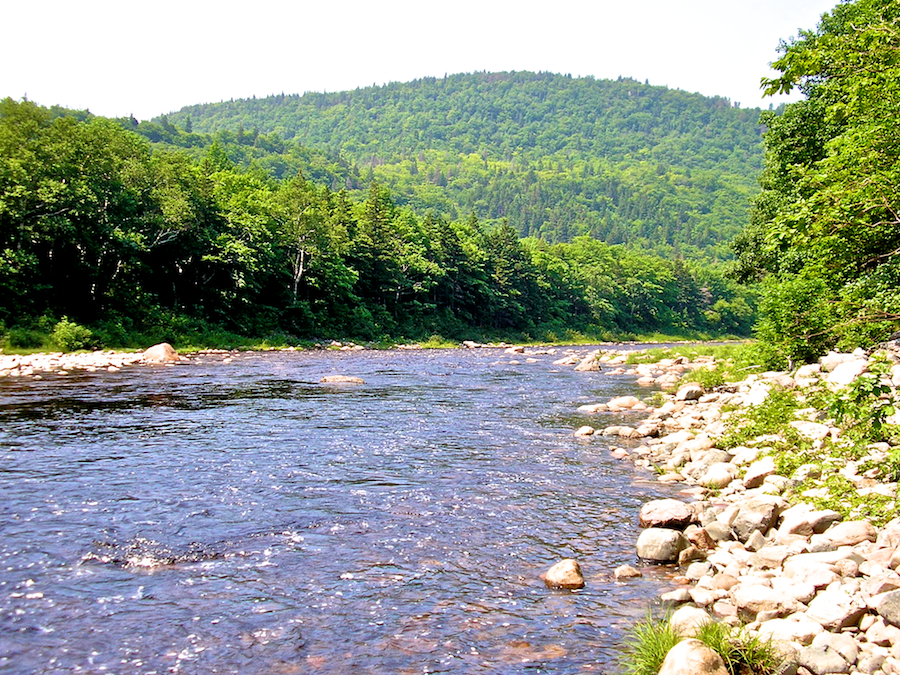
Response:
[0,97,754,347]
[155,72,766,260]
[734,0,900,366]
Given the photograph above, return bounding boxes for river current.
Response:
[0,348,684,674]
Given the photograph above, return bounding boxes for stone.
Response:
[676,384,704,402]
[689,587,726,607]
[731,446,762,466]
[865,616,900,646]
[859,653,887,675]
[638,499,694,529]
[757,617,823,646]
[744,456,778,489]
[863,573,900,598]
[577,403,608,413]
[657,639,728,675]
[826,359,869,388]
[700,463,738,489]
[805,588,866,630]
[574,354,600,372]
[797,645,851,675]
[686,561,712,580]
[877,518,900,549]
[660,588,693,603]
[704,521,734,542]
[819,520,877,547]
[772,577,817,604]
[789,421,832,441]
[686,527,717,551]
[733,583,797,620]
[745,529,768,552]
[749,545,793,569]
[711,573,739,591]
[320,375,365,384]
[732,496,785,543]
[607,395,641,410]
[820,351,856,372]
[614,564,642,580]
[541,559,585,589]
[711,600,738,619]
[636,528,690,563]
[806,510,844,534]
[811,631,859,666]
[745,382,771,406]
[678,546,707,565]
[142,342,180,363]
[873,589,900,627]
[573,426,595,437]
[779,503,816,537]
[670,606,712,637]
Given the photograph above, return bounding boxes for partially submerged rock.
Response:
[142,342,180,364]
[636,528,689,563]
[541,558,585,589]
[320,375,365,384]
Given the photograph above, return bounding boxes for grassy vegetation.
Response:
[620,613,782,675]
[620,613,681,675]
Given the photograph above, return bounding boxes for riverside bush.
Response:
[50,318,98,352]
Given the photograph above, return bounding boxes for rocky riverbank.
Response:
[0,342,189,378]
[568,345,900,675]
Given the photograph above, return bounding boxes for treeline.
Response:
[734,0,900,365]
[0,98,754,346]
[162,72,766,260]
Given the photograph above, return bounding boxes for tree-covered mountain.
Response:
[159,72,766,260]
[0,98,754,346]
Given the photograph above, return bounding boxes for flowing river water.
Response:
[0,347,687,674]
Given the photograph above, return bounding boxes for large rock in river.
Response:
[541,558,585,589]
[320,375,365,384]
[142,342,180,363]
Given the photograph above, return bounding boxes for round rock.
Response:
[657,638,728,675]
[639,499,694,530]
[636,528,690,563]
[541,558,585,589]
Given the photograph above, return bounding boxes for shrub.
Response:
[8,327,45,349]
[51,317,98,352]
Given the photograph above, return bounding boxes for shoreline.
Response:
[567,345,900,673]
[0,339,746,380]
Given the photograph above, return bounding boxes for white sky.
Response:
[3,0,838,121]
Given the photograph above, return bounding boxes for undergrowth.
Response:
[619,613,782,675]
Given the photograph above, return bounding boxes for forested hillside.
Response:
[158,72,766,260]
[0,98,754,347]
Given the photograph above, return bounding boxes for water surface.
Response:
[0,348,683,674]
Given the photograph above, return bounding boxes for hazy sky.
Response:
[3,0,839,121]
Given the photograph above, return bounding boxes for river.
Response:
[0,347,684,674]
